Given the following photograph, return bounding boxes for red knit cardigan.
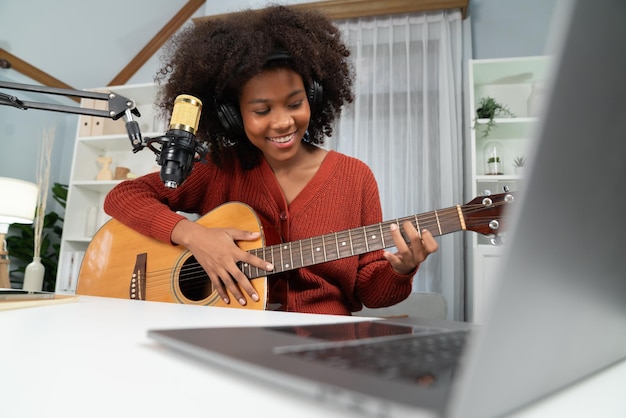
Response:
[103,150,414,315]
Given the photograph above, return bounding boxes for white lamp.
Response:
[0,177,39,289]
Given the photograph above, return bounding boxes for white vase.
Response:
[23,256,45,292]
[527,82,545,117]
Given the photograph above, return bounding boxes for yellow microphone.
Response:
[169,94,202,134]
[158,94,204,189]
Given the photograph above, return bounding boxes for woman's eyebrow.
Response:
[244,89,305,105]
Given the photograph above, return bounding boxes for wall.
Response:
[468,0,559,59]
[0,87,76,213]
[203,0,560,58]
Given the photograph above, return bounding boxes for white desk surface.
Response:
[1,295,625,418]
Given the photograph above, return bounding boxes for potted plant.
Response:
[487,156,502,175]
[513,156,527,175]
[474,96,515,138]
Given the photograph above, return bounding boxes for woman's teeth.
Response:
[269,133,294,144]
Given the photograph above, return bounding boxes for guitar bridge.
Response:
[129,253,147,300]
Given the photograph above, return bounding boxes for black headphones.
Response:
[215,49,323,137]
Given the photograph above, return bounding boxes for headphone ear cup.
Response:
[307,80,323,117]
[216,102,244,136]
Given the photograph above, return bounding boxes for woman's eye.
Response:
[288,100,304,109]
[254,108,270,115]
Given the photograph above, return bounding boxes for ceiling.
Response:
[0,0,205,102]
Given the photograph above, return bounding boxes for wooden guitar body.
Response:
[77,202,280,309]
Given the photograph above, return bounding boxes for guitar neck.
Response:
[240,206,464,279]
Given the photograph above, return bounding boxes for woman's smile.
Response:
[268,132,296,146]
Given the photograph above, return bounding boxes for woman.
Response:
[104,5,438,315]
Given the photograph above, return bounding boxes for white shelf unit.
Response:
[466,56,550,323]
[56,83,163,294]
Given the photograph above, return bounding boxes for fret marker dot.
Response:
[341,242,347,246]
[370,235,377,240]
[315,247,321,252]
[284,263,290,268]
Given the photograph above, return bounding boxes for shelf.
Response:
[467,56,550,323]
[474,117,536,125]
[72,180,121,193]
[475,174,522,181]
[58,82,160,294]
[473,117,538,139]
[472,56,552,121]
[77,132,161,151]
[62,236,93,244]
[71,144,159,183]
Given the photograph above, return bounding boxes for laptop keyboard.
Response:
[276,329,469,387]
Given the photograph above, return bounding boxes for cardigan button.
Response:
[279,211,288,221]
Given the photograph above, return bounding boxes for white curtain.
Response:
[333,10,465,319]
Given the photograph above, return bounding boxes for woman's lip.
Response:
[268,132,296,144]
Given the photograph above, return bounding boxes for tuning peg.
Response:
[503,186,510,192]
[481,190,492,196]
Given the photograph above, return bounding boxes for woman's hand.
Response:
[383,221,439,275]
[171,219,274,305]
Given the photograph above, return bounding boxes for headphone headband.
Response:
[266,48,292,62]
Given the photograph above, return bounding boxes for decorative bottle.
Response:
[23,256,45,292]
[527,82,545,117]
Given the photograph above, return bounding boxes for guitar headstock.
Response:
[462,192,515,236]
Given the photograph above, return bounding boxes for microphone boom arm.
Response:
[0,80,144,151]
[1,82,206,188]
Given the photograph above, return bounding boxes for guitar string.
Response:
[131,200,511,299]
[132,201,510,298]
[132,203,508,298]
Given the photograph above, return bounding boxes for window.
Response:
[333,10,465,317]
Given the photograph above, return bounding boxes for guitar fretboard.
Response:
[239,206,464,279]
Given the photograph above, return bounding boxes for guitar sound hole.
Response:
[179,256,212,301]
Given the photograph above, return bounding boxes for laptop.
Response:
[147,1,626,417]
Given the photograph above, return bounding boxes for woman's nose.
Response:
[271,108,294,130]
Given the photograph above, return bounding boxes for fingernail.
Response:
[266,263,274,270]
[223,297,230,304]
[390,223,398,231]
[239,298,247,305]
[252,294,259,301]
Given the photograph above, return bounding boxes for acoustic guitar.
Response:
[76,192,514,310]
